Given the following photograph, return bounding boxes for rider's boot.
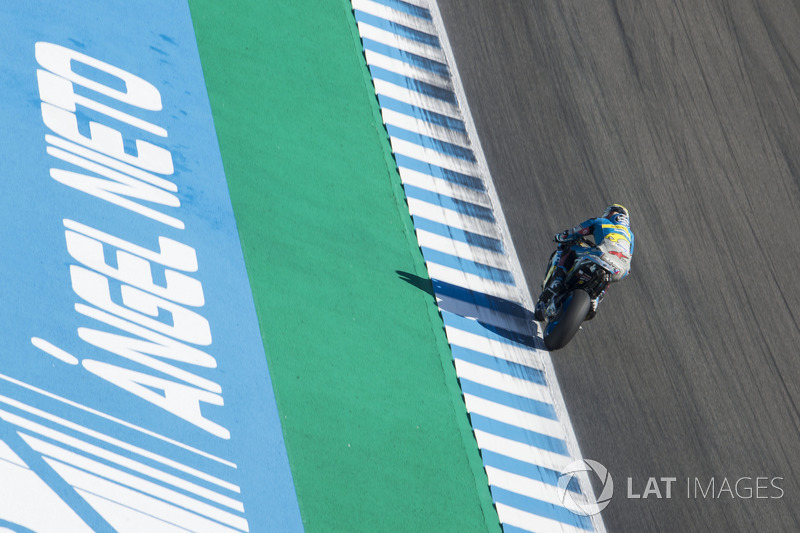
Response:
[534,268,566,321]
[585,290,605,321]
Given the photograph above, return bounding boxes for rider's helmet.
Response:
[601,204,630,227]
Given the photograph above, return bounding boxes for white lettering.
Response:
[41,103,173,175]
[82,360,229,439]
[49,145,182,229]
[66,230,203,306]
[626,477,640,499]
[35,42,162,111]
[70,266,211,346]
[37,69,166,137]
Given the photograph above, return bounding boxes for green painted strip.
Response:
[187,1,501,531]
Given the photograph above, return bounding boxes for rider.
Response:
[535,204,634,321]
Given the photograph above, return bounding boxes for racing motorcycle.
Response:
[535,237,629,350]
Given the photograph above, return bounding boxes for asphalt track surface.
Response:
[436,1,800,531]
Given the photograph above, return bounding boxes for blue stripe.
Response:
[395,153,482,190]
[421,247,514,284]
[413,217,501,252]
[353,10,440,47]
[378,95,465,133]
[491,487,594,530]
[430,278,535,318]
[370,0,433,20]
[499,525,538,533]
[386,124,476,162]
[363,39,449,77]
[441,311,541,349]
[451,345,546,385]
[470,414,569,456]
[403,185,494,221]
[482,450,582,493]
[370,65,457,104]
[459,379,557,420]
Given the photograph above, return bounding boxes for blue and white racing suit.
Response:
[557,215,634,279]
[541,214,634,315]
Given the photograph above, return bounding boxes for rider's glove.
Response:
[553,231,571,244]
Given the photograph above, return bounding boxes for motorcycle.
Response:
[535,237,630,350]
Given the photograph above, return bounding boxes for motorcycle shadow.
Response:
[396,271,546,351]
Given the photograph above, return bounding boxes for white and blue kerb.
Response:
[351,1,608,532]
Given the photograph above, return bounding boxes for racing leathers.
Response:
[536,214,634,320]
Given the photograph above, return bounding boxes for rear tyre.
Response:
[544,289,591,350]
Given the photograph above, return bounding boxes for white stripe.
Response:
[63,469,243,533]
[406,197,499,235]
[416,229,505,269]
[367,50,451,92]
[464,394,565,440]
[425,262,518,301]
[31,337,79,365]
[390,138,478,175]
[445,326,538,359]
[373,78,460,117]
[33,444,249,531]
[454,360,551,403]
[77,493,192,533]
[435,294,532,334]
[356,23,445,62]
[485,466,585,509]
[0,407,242,509]
[0,394,238,492]
[381,108,469,149]
[406,194,494,230]
[385,0,430,9]
[0,373,235,469]
[398,166,489,206]
[474,430,572,473]
[352,0,436,35]
[495,502,589,533]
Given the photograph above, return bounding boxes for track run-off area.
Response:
[5,0,800,532]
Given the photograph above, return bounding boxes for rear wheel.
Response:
[544,289,591,350]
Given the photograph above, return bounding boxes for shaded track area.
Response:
[437,1,800,531]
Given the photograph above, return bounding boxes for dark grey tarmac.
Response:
[436,1,800,531]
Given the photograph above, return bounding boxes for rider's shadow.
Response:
[396,271,545,350]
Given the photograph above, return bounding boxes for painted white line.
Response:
[406,198,499,237]
[1,409,242,509]
[464,395,564,440]
[415,229,506,269]
[0,372,236,469]
[0,395,239,492]
[425,262,519,302]
[373,79,460,117]
[31,337,79,365]
[474,431,571,473]
[381,108,469,147]
[353,0,437,35]
[434,294,532,334]
[366,50,451,90]
[390,138,478,174]
[454,361,551,403]
[485,466,586,509]
[32,446,248,531]
[495,502,589,533]
[445,327,537,358]
[356,23,445,62]
[398,166,489,205]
